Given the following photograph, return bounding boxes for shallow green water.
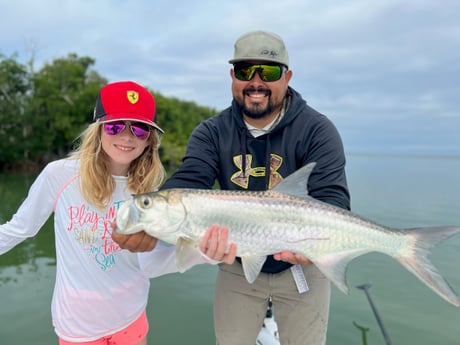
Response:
[1,155,459,344]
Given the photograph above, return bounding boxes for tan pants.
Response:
[214,262,330,345]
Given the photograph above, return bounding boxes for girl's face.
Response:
[101,121,151,176]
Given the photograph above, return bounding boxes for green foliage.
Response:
[0,51,217,172]
[154,92,217,171]
[29,53,107,160]
[0,52,107,168]
[0,53,31,165]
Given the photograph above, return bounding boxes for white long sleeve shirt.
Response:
[0,158,206,341]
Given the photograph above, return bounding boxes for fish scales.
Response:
[179,189,397,257]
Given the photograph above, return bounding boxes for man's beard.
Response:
[237,87,275,120]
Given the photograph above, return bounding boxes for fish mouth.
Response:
[115,200,142,234]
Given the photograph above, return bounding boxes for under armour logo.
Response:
[230,154,283,189]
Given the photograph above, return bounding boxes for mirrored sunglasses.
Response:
[233,63,286,82]
[103,121,151,140]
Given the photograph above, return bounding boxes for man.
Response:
[114,30,350,345]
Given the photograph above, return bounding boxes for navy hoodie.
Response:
[162,87,350,273]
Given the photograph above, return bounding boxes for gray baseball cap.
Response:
[229,30,289,67]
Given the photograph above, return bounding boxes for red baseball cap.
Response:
[93,81,164,133]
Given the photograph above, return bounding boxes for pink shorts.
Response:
[59,311,149,345]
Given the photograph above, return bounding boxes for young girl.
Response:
[0,81,235,344]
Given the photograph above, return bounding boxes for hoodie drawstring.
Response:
[240,127,248,178]
[265,134,272,189]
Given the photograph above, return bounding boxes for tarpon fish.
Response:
[115,163,460,306]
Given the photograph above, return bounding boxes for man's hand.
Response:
[273,251,312,265]
[111,222,158,252]
[111,222,237,264]
[199,224,237,265]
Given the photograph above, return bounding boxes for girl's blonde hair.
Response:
[69,122,166,209]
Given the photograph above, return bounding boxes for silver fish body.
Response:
[115,163,460,306]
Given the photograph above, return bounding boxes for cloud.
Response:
[1,0,459,155]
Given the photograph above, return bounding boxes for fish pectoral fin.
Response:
[312,249,369,295]
[241,256,267,284]
[174,237,201,273]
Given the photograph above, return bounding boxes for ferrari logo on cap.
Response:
[127,90,139,104]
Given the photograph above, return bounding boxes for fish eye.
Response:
[140,196,152,208]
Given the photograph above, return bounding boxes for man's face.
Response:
[230,61,292,120]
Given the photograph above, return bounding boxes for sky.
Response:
[1,0,459,156]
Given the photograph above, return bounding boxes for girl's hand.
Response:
[111,221,158,252]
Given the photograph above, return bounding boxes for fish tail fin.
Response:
[397,226,460,307]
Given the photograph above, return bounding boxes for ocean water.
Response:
[0,154,459,345]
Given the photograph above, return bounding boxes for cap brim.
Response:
[229,57,288,67]
[98,117,164,133]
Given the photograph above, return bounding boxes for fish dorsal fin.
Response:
[241,255,268,284]
[272,162,316,198]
